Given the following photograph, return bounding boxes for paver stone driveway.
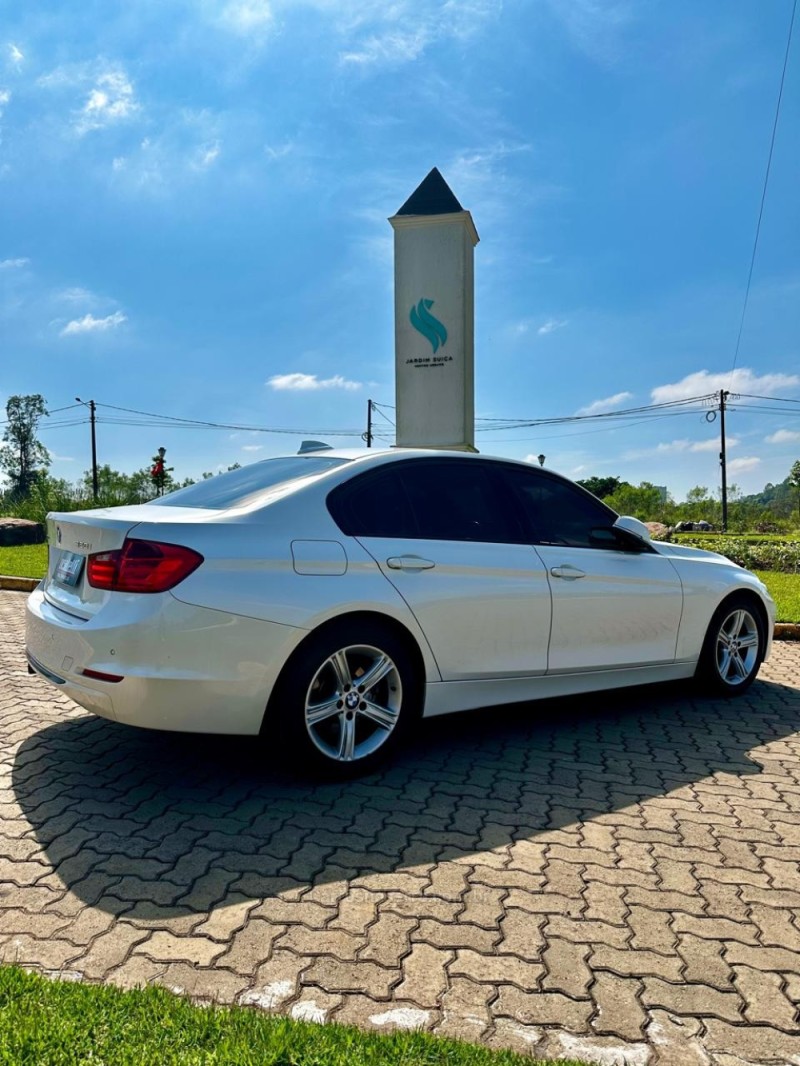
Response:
[2,590,800,1064]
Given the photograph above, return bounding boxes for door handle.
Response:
[550,565,586,580]
[386,555,435,572]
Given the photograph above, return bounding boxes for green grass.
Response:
[0,966,583,1066]
[756,570,800,623]
[0,543,47,579]
[673,532,800,542]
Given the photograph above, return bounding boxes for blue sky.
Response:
[1,0,799,500]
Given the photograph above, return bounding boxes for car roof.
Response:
[299,447,542,469]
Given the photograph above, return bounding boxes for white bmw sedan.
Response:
[27,449,775,773]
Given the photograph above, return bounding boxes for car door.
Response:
[504,468,683,673]
[327,458,552,681]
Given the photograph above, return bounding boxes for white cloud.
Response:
[267,372,362,391]
[9,44,24,67]
[105,113,227,193]
[337,0,500,66]
[75,71,138,134]
[264,141,296,162]
[624,437,739,460]
[193,141,221,169]
[242,444,264,452]
[0,257,29,269]
[546,0,636,64]
[58,286,95,302]
[577,391,633,416]
[220,0,274,32]
[60,310,127,336]
[689,437,732,453]
[342,31,430,65]
[651,368,800,404]
[727,457,761,475]
[765,429,800,445]
[538,318,567,336]
[508,319,532,338]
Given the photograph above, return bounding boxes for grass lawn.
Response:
[0,543,47,580]
[0,966,584,1066]
[1,543,798,622]
[755,570,800,624]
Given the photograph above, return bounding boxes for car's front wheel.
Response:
[697,595,765,696]
[267,620,421,774]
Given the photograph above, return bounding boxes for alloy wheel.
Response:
[715,607,760,687]
[304,643,403,763]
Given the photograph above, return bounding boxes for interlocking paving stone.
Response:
[3,589,800,1063]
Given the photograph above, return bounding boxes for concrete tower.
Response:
[389,168,479,451]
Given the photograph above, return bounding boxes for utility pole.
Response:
[719,389,729,532]
[365,398,373,448]
[76,397,99,501]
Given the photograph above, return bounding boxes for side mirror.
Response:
[613,515,652,543]
[590,524,650,552]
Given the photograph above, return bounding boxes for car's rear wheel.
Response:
[697,595,765,696]
[267,620,421,775]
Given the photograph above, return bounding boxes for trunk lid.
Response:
[42,504,215,617]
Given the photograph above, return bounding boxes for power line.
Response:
[475,394,714,423]
[93,403,362,436]
[39,419,90,430]
[46,403,84,416]
[730,0,797,382]
[372,405,395,428]
[475,412,713,444]
[737,393,800,404]
[474,396,717,432]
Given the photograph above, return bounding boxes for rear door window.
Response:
[329,459,522,543]
[328,469,417,538]
[400,461,520,543]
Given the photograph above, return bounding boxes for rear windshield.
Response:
[148,456,350,510]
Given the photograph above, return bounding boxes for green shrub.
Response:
[669,536,800,573]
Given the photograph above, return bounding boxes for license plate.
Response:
[55,551,85,587]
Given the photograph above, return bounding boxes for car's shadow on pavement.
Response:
[11,677,797,920]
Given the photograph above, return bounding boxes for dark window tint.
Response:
[149,456,349,510]
[505,468,615,548]
[400,461,519,542]
[329,460,521,543]
[328,469,417,538]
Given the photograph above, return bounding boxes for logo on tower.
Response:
[410,298,447,353]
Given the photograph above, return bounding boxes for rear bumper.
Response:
[25,588,303,734]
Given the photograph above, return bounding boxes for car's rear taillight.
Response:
[87,539,203,593]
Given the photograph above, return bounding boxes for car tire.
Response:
[265,619,422,776]
[696,594,765,696]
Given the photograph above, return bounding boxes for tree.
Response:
[81,465,159,506]
[604,481,668,522]
[0,394,51,500]
[790,460,800,521]
[681,485,718,524]
[576,476,621,500]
